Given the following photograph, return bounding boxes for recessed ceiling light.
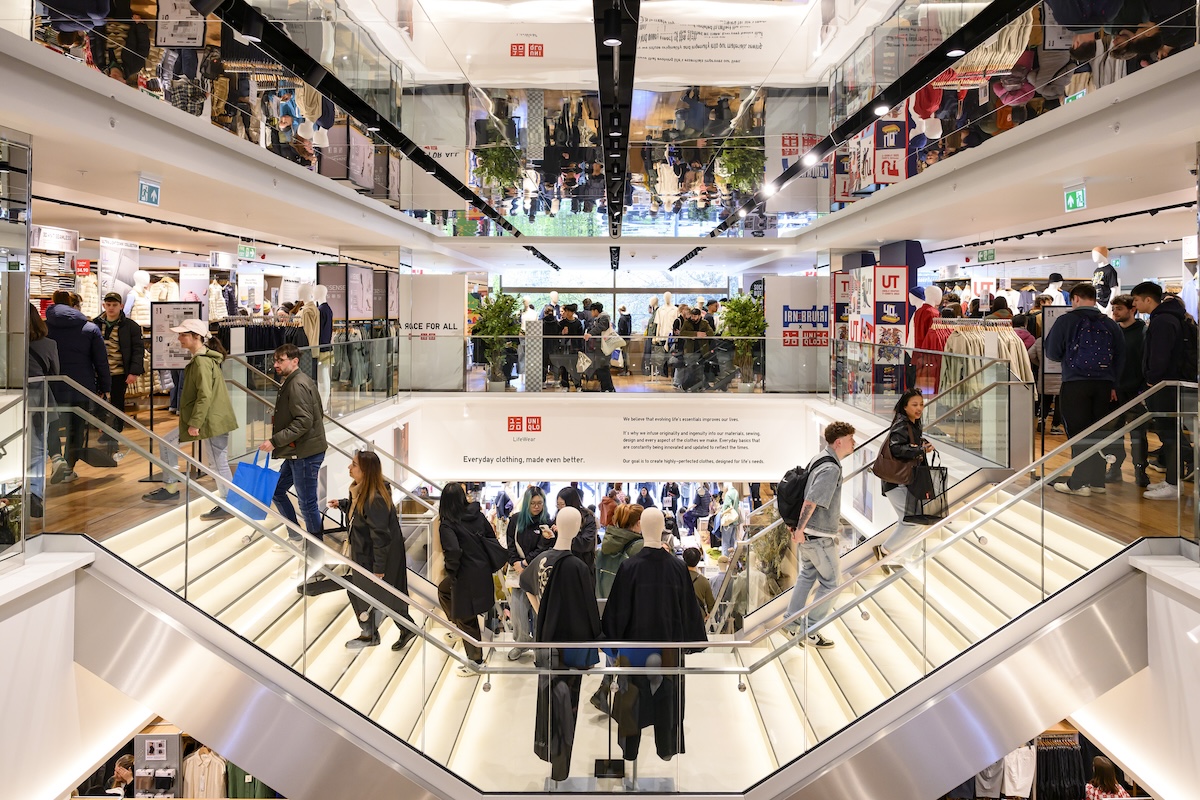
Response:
[802,153,818,166]
[763,184,776,197]
[873,103,890,116]
[738,209,747,218]
[947,48,966,57]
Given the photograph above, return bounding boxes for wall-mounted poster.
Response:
[316,262,347,319]
[373,271,387,318]
[347,265,374,320]
[155,0,204,47]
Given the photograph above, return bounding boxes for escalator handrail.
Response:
[224,375,437,514]
[224,352,445,496]
[753,380,1197,655]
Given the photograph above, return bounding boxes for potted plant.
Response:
[471,292,522,390]
[715,136,766,193]
[472,124,523,192]
[721,294,767,391]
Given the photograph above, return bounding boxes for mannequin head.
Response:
[315,285,328,304]
[908,286,926,307]
[521,297,530,311]
[641,508,666,548]
[649,296,658,309]
[133,270,150,291]
[299,283,314,303]
[1048,272,1064,288]
[925,285,942,308]
[663,291,673,306]
[550,290,559,304]
[555,507,580,550]
[1092,246,1110,266]
[696,296,706,309]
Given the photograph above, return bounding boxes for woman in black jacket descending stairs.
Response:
[875,389,936,573]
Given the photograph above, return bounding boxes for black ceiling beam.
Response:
[667,246,706,271]
[609,245,620,271]
[195,0,520,237]
[706,0,1044,238]
[593,0,641,238]
[523,245,562,271]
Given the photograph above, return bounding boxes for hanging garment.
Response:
[78,274,101,318]
[127,288,152,327]
[150,275,180,302]
[1003,745,1037,798]
[223,282,237,315]
[208,281,228,321]
[975,756,1005,798]
[181,747,227,798]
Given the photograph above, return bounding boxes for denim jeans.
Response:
[162,431,233,500]
[508,582,534,643]
[784,535,841,629]
[273,452,325,540]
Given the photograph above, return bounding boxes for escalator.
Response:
[28,375,1179,799]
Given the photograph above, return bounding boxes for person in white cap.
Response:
[142,318,238,521]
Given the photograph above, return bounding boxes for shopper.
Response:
[504,485,555,661]
[555,486,598,569]
[261,342,328,544]
[1131,282,1192,499]
[27,303,60,518]
[1102,295,1150,487]
[683,547,716,615]
[93,291,144,451]
[596,502,645,598]
[1044,283,1124,496]
[717,483,741,556]
[1085,757,1130,799]
[541,305,559,386]
[782,421,857,648]
[875,389,937,571]
[635,485,656,509]
[985,295,1013,320]
[661,481,681,513]
[557,304,585,389]
[328,450,417,651]
[583,302,615,392]
[142,320,238,522]
[45,290,110,483]
[437,481,499,675]
[1028,336,1065,435]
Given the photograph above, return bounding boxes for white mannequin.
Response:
[545,290,562,321]
[1092,246,1110,267]
[125,270,152,325]
[1046,272,1069,305]
[520,297,539,323]
[314,284,333,409]
[652,291,679,344]
[1091,246,1118,312]
[641,507,667,549]
[528,507,581,613]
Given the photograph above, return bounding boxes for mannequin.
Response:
[208,279,228,321]
[1091,246,1119,309]
[651,291,679,344]
[601,508,707,764]
[520,297,539,324]
[907,285,940,350]
[124,270,152,326]
[526,507,601,783]
[1046,272,1070,305]
[297,283,320,349]
[544,290,562,321]
[315,284,333,410]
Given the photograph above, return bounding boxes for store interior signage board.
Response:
[977,248,996,263]
[237,243,257,260]
[29,224,79,253]
[150,302,202,369]
[1064,185,1087,212]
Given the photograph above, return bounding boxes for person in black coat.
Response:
[438,481,500,670]
[329,451,417,652]
[505,485,555,660]
[45,292,110,480]
[555,486,597,569]
[602,508,707,762]
[541,305,559,385]
[875,389,935,571]
[93,292,145,446]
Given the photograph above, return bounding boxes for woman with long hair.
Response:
[1086,756,1130,799]
[555,486,597,569]
[438,481,501,674]
[504,485,554,660]
[875,389,936,572]
[329,450,417,651]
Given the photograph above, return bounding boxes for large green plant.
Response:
[471,292,522,382]
[472,126,523,191]
[721,294,767,382]
[716,136,766,193]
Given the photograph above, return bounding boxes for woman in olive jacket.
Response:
[438,481,500,672]
[329,450,417,652]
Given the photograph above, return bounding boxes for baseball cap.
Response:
[103,292,122,303]
[170,319,208,336]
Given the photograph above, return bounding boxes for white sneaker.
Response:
[1144,483,1180,500]
[456,663,479,677]
[1145,481,1169,492]
[1052,482,1091,497]
[1089,485,1106,495]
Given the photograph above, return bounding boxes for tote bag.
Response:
[228,451,282,520]
[871,423,919,485]
[904,452,949,524]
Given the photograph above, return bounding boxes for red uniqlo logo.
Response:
[510,43,525,57]
[781,133,799,157]
[528,43,544,57]
[507,416,523,432]
[783,331,800,347]
[525,416,542,432]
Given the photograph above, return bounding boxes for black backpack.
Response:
[776,454,838,529]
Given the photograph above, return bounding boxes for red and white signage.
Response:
[74,258,91,276]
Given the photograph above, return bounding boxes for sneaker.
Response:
[873,544,894,575]
[1105,465,1123,483]
[1145,481,1169,492]
[200,506,233,521]
[1147,462,1166,474]
[1135,466,1150,488]
[1050,426,1065,435]
[1052,482,1091,497]
[345,634,380,649]
[50,457,68,484]
[803,633,835,649]
[392,628,417,652]
[506,646,529,662]
[456,663,481,678]
[142,487,181,504]
[1144,483,1180,500]
[61,470,80,483]
[1089,485,1107,495]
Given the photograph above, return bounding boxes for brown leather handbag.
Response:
[871,423,918,485]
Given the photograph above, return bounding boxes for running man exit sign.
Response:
[1064,185,1087,212]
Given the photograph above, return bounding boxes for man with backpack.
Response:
[1131,282,1195,499]
[779,421,856,648]
[1044,283,1125,497]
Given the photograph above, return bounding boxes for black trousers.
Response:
[100,375,129,439]
[593,361,615,392]
[1059,380,1114,490]
[438,576,484,663]
[348,568,413,638]
[1146,390,1182,485]
[1102,390,1149,470]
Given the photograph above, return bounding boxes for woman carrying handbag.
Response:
[871,389,936,573]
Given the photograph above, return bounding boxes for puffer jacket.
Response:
[45,303,110,400]
[179,348,238,442]
[270,367,327,459]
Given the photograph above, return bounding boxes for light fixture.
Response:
[609,112,621,136]
[873,103,890,116]
[424,165,437,174]
[947,48,966,57]
[738,209,747,218]
[0,161,10,173]
[609,151,621,158]
[366,120,381,132]
[603,9,622,46]
[802,152,818,166]
[763,184,777,197]
[240,13,264,43]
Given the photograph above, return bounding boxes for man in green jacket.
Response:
[260,342,328,546]
[142,319,238,521]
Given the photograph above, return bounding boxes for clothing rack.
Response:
[216,317,302,327]
[928,317,1013,329]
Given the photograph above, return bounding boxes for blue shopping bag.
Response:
[227,451,281,521]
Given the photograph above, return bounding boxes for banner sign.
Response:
[395,274,466,390]
[872,109,909,185]
[178,263,210,319]
[99,237,139,297]
[30,225,79,253]
[873,265,910,392]
[347,265,375,320]
[764,276,830,393]
[316,262,347,320]
[150,302,202,369]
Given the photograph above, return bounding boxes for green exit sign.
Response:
[977,248,996,263]
[237,243,257,260]
[1064,186,1087,212]
[137,177,161,207]
[1064,89,1086,104]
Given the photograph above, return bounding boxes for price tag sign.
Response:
[151,302,202,369]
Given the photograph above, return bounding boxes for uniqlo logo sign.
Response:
[528,43,544,57]
[510,43,525,57]
[781,133,799,157]
[802,331,830,347]
[507,416,523,432]
[526,416,542,432]
[782,330,800,347]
